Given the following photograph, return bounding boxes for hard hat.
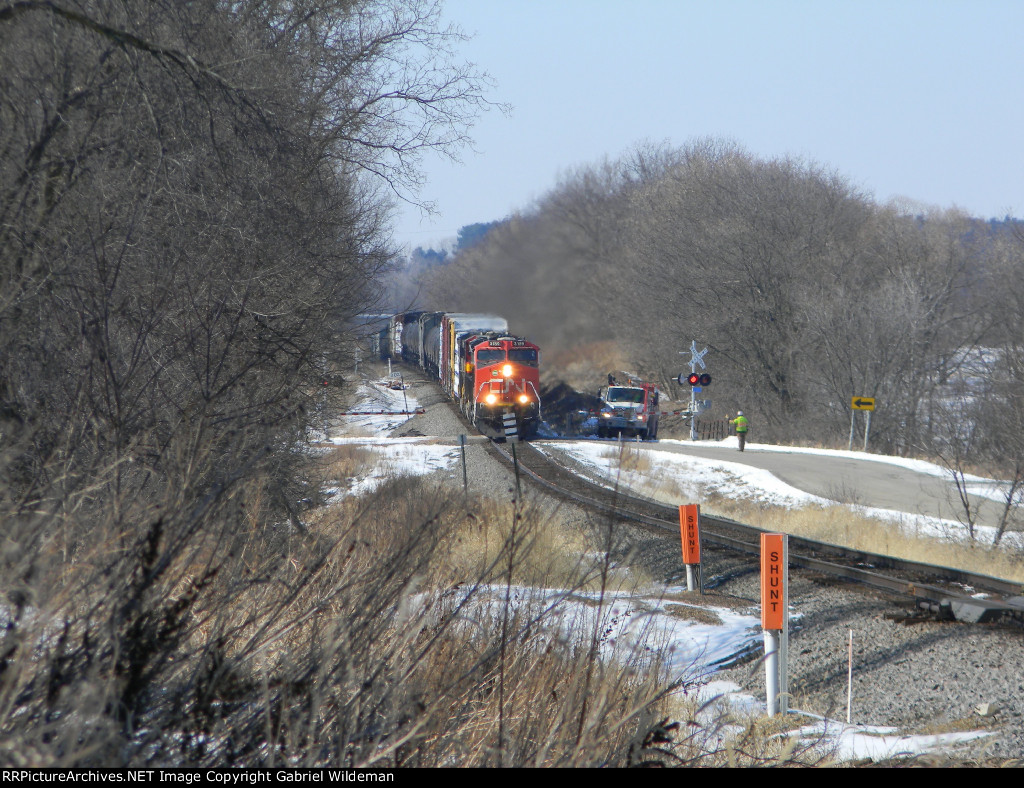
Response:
[737,411,743,416]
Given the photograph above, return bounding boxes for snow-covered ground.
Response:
[327,372,425,437]
[538,438,1024,550]
[447,583,763,678]
[322,377,462,497]
[328,379,995,762]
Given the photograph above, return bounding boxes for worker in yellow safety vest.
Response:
[730,411,749,452]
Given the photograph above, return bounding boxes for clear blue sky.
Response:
[394,0,1024,250]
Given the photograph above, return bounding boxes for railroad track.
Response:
[485,437,1024,627]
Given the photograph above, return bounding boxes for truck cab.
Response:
[596,379,660,440]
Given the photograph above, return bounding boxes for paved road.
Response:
[635,439,1011,534]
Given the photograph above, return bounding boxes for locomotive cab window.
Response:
[508,348,538,367]
[476,348,506,365]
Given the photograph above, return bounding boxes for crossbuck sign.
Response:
[687,340,707,371]
[680,340,709,441]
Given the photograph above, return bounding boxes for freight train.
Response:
[386,312,542,439]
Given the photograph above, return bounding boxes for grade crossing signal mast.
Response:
[678,340,710,441]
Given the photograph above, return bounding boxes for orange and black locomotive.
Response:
[388,311,542,439]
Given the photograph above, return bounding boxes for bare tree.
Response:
[423,136,1007,456]
[968,227,1024,545]
[421,142,684,364]
[0,0,496,761]
[627,141,875,440]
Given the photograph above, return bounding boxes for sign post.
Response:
[459,434,468,497]
[848,396,876,452]
[678,504,702,593]
[761,533,789,716]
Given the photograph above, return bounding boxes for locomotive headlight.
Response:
[518,394,530,404]
[485,393,498,405]
[502,363,513,378]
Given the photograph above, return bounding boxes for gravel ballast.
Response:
[356,365,1024,762]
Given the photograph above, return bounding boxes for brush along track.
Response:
[487,438,1024,627]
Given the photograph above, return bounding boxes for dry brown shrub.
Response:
[600,442,653,475]
[0,467,688,767]
[0,430,866,768]
[319,444,378,483]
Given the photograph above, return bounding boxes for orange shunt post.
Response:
[678,504,700,565]
[761,533,786,630]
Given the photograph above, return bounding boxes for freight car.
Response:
[388,311,542,439]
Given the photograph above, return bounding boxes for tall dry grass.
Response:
[602,446,1024,584]
[744,504,1024,584]
[0,446,675,767]
[0,434,838,768]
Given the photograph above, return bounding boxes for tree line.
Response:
[420,140,1024,537]
[0,0,497,764]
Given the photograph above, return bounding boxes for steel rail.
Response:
[488,438,1024,626]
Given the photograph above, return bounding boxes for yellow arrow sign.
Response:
[851,396,875,411]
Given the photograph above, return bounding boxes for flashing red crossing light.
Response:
[681,372,712,387]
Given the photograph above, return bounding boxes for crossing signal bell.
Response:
[684,372,711,387]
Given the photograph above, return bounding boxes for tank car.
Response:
[397,311,425,364]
